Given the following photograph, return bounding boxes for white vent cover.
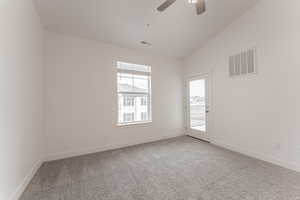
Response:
[229,48,256,77]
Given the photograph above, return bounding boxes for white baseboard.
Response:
[46,133,184,161]
[9,159,43,200]
[212,140,300,173]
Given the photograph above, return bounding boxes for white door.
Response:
[186,74,210,141]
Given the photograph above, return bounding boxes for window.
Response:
[123,96,134,107]
[140,97,147,106]
[117,61,151,125]
[141,112,148,121]
[123,113,134,123]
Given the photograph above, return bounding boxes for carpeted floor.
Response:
[21,136,300,200]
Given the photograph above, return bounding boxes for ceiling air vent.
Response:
[229,48,257,77]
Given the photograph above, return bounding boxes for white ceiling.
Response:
[34,0,259,59]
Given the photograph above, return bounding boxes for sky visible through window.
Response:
[190,80,205,98]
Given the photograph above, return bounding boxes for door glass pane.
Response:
[189,79,206,132]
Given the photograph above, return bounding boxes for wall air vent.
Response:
[229,48,257,77]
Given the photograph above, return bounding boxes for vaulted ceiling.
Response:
[34,0,259,58]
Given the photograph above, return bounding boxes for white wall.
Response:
[0,1,44,199]
[184,0,300,171]
[44,31,184,160]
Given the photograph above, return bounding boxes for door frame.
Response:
[185,72,212,142]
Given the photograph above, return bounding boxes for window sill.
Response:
[117,121,152,127]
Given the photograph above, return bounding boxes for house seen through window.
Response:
[117,62,151,125]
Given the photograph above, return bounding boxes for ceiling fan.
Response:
[157,0,206,15]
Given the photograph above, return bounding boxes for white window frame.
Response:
[117,62,152,126]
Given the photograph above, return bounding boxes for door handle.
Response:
[206,110,209,113]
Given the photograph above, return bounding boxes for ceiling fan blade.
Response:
[195,0,206,15]
[157,0,177,12]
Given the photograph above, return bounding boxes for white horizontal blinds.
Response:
[117,62,151,124]
[117,61,151,75]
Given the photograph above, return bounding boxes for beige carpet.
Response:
[21,136,300,200]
